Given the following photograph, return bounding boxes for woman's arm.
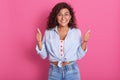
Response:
[81,30,90,51]
[36,28,42,50]
[36,28,48,59]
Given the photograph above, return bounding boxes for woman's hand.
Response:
[83,29,90,42]
[81,29,91,51]
[36,28,42,42]
[36,28,42,50]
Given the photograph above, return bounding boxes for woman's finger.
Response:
[37,28,41,34]
[86,29,91,34]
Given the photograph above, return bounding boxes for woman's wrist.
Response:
[81,41,87,51]
[37,40,42,45]
[83,40,88,44]
[37,40,41,43]
[37,41,42,50]
[38,41,42,46]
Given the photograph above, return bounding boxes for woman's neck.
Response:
[58,25,69,31]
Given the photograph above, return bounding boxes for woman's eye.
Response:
[65,13,70,16]
[65,14,69,16]
[58,14,62,16]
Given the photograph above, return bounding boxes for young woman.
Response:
[36,2,90,80]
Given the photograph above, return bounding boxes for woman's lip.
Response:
[60,21,67,23]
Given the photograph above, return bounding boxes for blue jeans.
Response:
[48,61,80,80]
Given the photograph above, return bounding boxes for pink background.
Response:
[0,0,120,80]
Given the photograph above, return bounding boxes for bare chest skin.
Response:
[58,27,69,40]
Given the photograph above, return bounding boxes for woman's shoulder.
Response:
[44,29,52,33]
[71,27,81,34]
[70,27,82,38]
[44,29,55,36]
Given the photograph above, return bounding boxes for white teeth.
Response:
[61,21,66,23]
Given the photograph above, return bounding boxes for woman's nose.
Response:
[61,15,65,20]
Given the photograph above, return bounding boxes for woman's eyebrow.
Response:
[65,12,70,14]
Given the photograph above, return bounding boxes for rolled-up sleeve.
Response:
[77,46,88,59]
[35,31,48,59]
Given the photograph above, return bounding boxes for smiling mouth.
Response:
[60,20,68,23]
[61,22,66,23]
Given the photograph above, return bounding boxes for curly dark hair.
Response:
[47,2,76,30]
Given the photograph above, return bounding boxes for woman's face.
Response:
[57,8,71,27]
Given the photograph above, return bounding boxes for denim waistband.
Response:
[50,61,77,70]
[48,61,80,80]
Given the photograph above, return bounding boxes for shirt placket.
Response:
[60,40,64,57]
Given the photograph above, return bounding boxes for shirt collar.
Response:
[52,26,72,34]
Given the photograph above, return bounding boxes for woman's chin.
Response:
[59,24,68,27]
